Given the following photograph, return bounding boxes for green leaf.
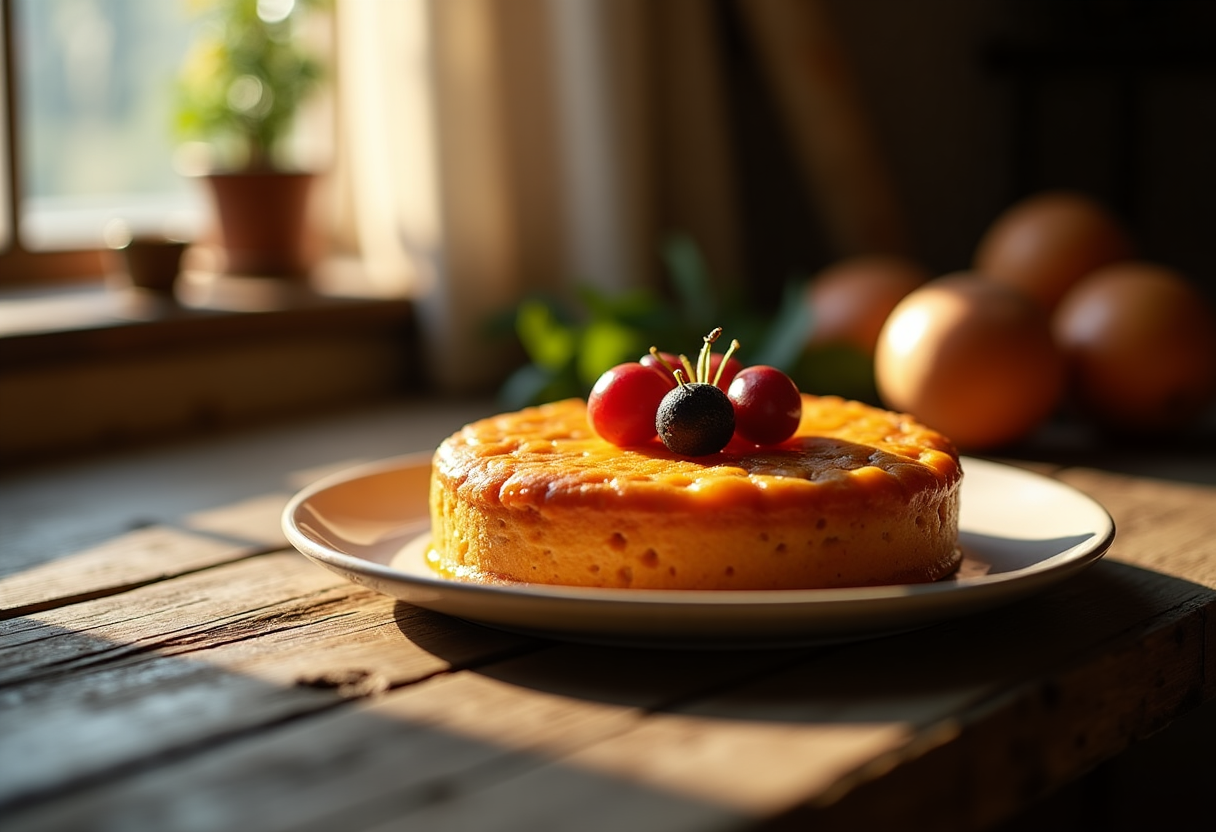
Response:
[749,279,812,370]
[575,284,670,329]
[577,319,647,387]
[515,300,576,372]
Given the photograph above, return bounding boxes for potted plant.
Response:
[175,0,329,278]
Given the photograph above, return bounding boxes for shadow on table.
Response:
[395,558,1213,830]
[397,559,1184,717]
[5,558,1208,832]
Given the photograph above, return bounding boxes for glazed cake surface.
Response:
[428,395,962,590]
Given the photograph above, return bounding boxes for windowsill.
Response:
[0,269,420,463]
[0,269,414,368]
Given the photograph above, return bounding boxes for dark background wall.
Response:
[732,0,1215,303]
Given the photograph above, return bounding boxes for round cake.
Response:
[427,394,962,590]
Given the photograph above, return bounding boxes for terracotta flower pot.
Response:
[203,171,317,278]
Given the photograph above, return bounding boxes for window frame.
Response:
[0,0,175,287]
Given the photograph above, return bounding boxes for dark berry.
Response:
[656,383,735,456]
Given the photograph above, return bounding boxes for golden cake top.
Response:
[434,395,961,514]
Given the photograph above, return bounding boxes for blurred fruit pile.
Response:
[499,194,1214,452]
[804,190,1216,450]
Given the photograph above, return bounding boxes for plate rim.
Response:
[281,453,1115,642]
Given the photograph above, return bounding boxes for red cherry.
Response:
[728,365,802,445]
[588,362,674,446]
[641,350,742,391]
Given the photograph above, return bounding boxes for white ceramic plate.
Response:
[283,454,1114,648]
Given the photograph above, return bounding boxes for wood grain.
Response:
[0,525,259,618]
[5,553,1210,831]
[445,562,1210,831]
[0,396,492,575]
[3,592,818,830]
[183,493,294,547]
[1056,466,1216,588]
[0,552,532,808]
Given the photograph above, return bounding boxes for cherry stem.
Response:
[712,339,741,387]
[650,328,737,387]
[649,346,690,385]
[696,328,722,384]
[679,354,696,381]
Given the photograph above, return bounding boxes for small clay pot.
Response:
[111,237,189,293]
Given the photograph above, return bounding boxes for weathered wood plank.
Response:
[521,561,1211,830]
[0,551,338,678]
[0,396,492,575]
[375,566,1210,832]
[1055,467,1216,588]
[5,557,1210,832]
[0,525,260,618]
[182,492,294,547]
[799,590,1215,830]
[3,636,822,832]
[0,551,536,807]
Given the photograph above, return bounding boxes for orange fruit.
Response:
[805,254,930,355]
[875,274,1065,450]
[1053,261,1216,431]
[974,190,1134,313]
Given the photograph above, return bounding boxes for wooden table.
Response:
[2,398,1213,831]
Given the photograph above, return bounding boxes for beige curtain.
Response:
[330,0,901,393]
[329,0,743,392]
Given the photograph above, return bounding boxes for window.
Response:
[1,0,205,283]
[0,4,10,256]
